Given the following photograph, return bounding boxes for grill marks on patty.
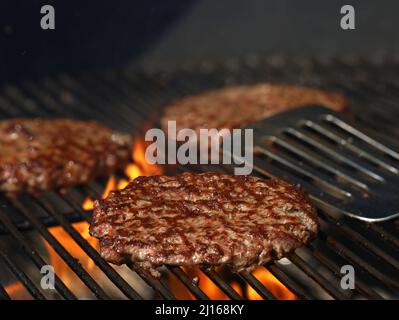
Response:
[90,173,319,277]
[0,119,132,193]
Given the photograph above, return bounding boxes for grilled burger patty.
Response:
[161,83,347,135]
[0,119,132,193]
[90,172,319,276]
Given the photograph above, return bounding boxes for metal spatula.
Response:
[240,106,399,222]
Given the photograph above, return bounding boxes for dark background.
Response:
[0,0,398,83]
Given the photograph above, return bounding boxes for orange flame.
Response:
[197,269,231,300]
[44,221,99,297]
[81,177,116,211]
[169,267,238,300]
[82,196,94,211]
[130,138,163,177]
[117,179,129,190]
[125,164,141,181]
[231,281,243,296]
[247,267,296,300]
[102,176,116,199]
[82,138,163,211]
[7,224,99,299]
[170,266,295,300]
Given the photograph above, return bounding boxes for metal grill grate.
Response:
[0,56,398,300]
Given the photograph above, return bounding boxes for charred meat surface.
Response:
[161,83,348,136]
[0,119,132,193]
[90,172,319,276]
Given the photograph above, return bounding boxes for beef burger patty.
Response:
[90,172,319,276]
[161,83,348,136]
[0,119,132,193]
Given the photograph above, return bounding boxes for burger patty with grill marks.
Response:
[90,172,319,277]
[0,119,132,193]
[161,83,348,137]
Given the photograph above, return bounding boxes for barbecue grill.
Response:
[0,56,398,300]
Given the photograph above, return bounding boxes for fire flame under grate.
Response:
[0,56,398,300]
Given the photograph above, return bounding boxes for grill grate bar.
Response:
[94,69,168,133]
[55,75,133,131]
[38,77,129,132]
[309,60,399,138]
[311,241,384,299]
[369,223,399,249]
[168,267,209,300]
[2,86,43,117]
[23,81,75,118]
[81,72,149,126]
[9,196,111,300]
[57,190,93,224]
[266,265,313,299]
[0,248,46,300]
[289,253,349,300]
[322,215,399,271]
[129,264,175,300]
[0,95,21,118]
[0,201,76,300]
[0,94,28,118]
[200,267,243,300]
[238,270,276,300]
[119,69,184,123]
[0,283,10,300]
[41,79,120,125]
[319,219,399,293]
[99,70,159,118]
[35,196,143,300]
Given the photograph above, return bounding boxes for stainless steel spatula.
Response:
[241,106,399,222]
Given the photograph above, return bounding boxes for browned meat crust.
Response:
[90,172,319,276]
[161,83,348,134]
[0,119,132,193]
